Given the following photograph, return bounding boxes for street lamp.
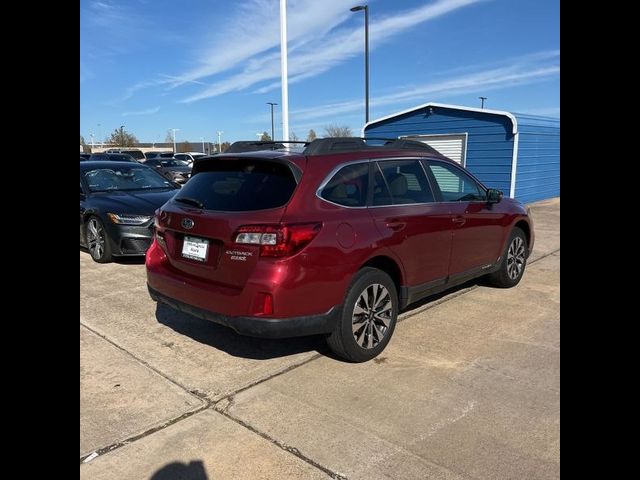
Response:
[351,4,369,123]
[266,102,278,140]
[171,128,180,153]
[479,96,487,109]
[200,136,205,153]
[120,125,125,146]
[217,131,224,153]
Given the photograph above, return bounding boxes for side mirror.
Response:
[487,188,503,204]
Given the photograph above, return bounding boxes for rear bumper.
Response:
[148,285,339,338]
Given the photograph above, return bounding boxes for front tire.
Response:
[326,267,398,362]
[487,227,527,288]
[85,216,113,263]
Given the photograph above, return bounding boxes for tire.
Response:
[85,216,113,263]
[487,227,527,288]
[326,267,398,362]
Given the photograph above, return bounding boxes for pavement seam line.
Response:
[80,246,559,469]
[214,408,348,480]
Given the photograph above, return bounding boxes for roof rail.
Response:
[301,137,441,156]
[225,140,308,153]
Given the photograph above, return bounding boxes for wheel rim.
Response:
[352,284,393,350]
[506,236,526,280]
[87,218,105,260]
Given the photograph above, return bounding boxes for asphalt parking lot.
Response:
[80,198,560,480]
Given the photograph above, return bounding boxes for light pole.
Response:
[171,128,180,153]
[217,131,223,153]
[97,123,102,147]
[200,137,205,153]
[479,96,487,109]
[351,5,369,123]
[89,132,94,151]
[280,0,289,141]
[266,102,278,140]
[120,125,125,146]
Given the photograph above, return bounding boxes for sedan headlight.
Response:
[107,213,152,225]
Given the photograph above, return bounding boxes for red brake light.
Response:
[234,223,322,258]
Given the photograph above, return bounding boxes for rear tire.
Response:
[487,227,527,288]
[326,267,398,362]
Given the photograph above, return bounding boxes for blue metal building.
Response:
[363,102,560,204]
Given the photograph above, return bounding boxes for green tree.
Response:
[260,131,271,141]
[324,125,352,137]
[306,129,317,142]
[107,127,138,147]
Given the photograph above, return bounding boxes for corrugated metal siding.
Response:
[513,114,560,203]
[365,106,514,193]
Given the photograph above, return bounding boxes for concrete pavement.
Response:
[80,198,559,479]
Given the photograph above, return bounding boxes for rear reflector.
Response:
[234,223,322,258]
[252,292,274,315]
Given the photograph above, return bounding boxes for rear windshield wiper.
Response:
[174,197,204,209]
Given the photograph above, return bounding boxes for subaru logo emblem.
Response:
[181,218,194,229]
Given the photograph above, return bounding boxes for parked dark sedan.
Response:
[80,161,180,263]
[143,158,192,184]
[80,153,91,161]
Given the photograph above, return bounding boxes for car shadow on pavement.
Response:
[155,303,327,360]
[150,460,208,480]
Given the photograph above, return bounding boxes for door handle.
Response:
[452,215,466,226]
[385,220,406,232]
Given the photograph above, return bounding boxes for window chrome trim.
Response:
[315,156,444,209]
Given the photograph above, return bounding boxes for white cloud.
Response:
[281,50,560,123]
[122,106,160,116]
[178,0,486,102]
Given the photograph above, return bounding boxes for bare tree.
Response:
[107,127,138,147]
[324,125,352,137]
[306,129,317,142]
[260,131,272,141]
[220,141,231,152]
[165,130,174,143]
[290,131,299,141]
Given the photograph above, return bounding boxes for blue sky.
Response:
[80,0,559,144]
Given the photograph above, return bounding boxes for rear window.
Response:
[319,163,369,207]
[121,150,145,160]
[174,159,297,211]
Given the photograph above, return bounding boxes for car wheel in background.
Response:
[326,267,398,362]
[487,227,527,288]
[85,216,113,263]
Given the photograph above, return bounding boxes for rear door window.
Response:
[174,159,297,211]
[373,159,434,205]
[319,163,369,207]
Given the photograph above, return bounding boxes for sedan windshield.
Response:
[84,166,177,192]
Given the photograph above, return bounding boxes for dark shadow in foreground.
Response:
[150,460,208,480]
[155,303,327,360]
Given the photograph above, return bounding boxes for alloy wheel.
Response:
[87,218,105,260]
[352,284,393,349]
[506,236,526,280]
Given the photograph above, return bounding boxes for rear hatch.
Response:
[155,157,300,289]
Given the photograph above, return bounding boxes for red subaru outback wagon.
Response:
[146,138,534,362]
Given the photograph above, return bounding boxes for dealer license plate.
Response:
[181,236,209,261]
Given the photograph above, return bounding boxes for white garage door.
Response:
[401,134,467,165]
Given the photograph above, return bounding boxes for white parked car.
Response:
[174,152,207,165]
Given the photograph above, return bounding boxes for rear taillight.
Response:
[234,223,322,258]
